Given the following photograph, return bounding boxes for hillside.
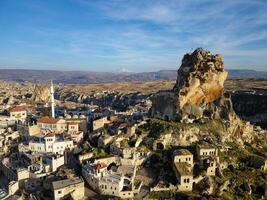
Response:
[0,69,267,83]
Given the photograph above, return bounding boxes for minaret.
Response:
[50,80,55,118]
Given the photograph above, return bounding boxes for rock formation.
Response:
[173,48,228,121]
[151,48,230,122]
[31,84,51,103]
[150,48,267,144]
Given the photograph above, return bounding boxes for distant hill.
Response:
[0,69,266,83]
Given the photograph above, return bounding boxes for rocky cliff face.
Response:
[31,84,51,103]
[173,48,229,121]
[151,48,230,122]
[231,89,267,129]
[151,48,266,144]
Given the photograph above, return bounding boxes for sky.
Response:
[0,0,267,72]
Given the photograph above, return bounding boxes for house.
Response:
[17,123,40,141]
[67,122,79,132]
[196,143,217,162]
[69,131,84,143]
[82,162,136,198]
[173,149,194,191]
[8,106,27,121]
[65,115,87,133]
[82,162,108,190]
[52,177,84,200]
[29,132,73,155]
[0,157,30,183]
[98,173,125,197]
[173,149,193,167]
[98,134,113,149]
[173,162,193,191]
[92,117,109,132]
[0,115,16,128]
[110,138,134,159]
[196,143,218,176]
[37,117,67,133]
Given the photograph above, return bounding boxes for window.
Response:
[184,179,186,183]
[58,191,62,194]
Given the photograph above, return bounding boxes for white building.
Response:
[29,132,73,155]
[82,162,108,191]
[8,106,27,122]
[82,162,136,198]
[37,117,67,133]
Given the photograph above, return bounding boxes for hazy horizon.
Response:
[0,67,267,73]
[1,0,267,72]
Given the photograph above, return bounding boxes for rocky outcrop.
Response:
[151,48,267,144]
[31,84,51,103]
[174,48,227,106]
[151,48,230,122]
[173,48,229,121]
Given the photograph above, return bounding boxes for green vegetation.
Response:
[139,118,227,140]
[92,148,110,159]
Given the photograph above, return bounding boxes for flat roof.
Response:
[52,177,83,190]
[173,149,192,156]
[198,142,215,149]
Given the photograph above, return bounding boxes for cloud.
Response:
[1,0,267,71]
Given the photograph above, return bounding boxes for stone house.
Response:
[98,134,113,149]
[173,162,193,191]
[196,143,218,162]
[173,149,193,167]
[52,177,84,200]
[92,116,109,132]
[196,143,218,176]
